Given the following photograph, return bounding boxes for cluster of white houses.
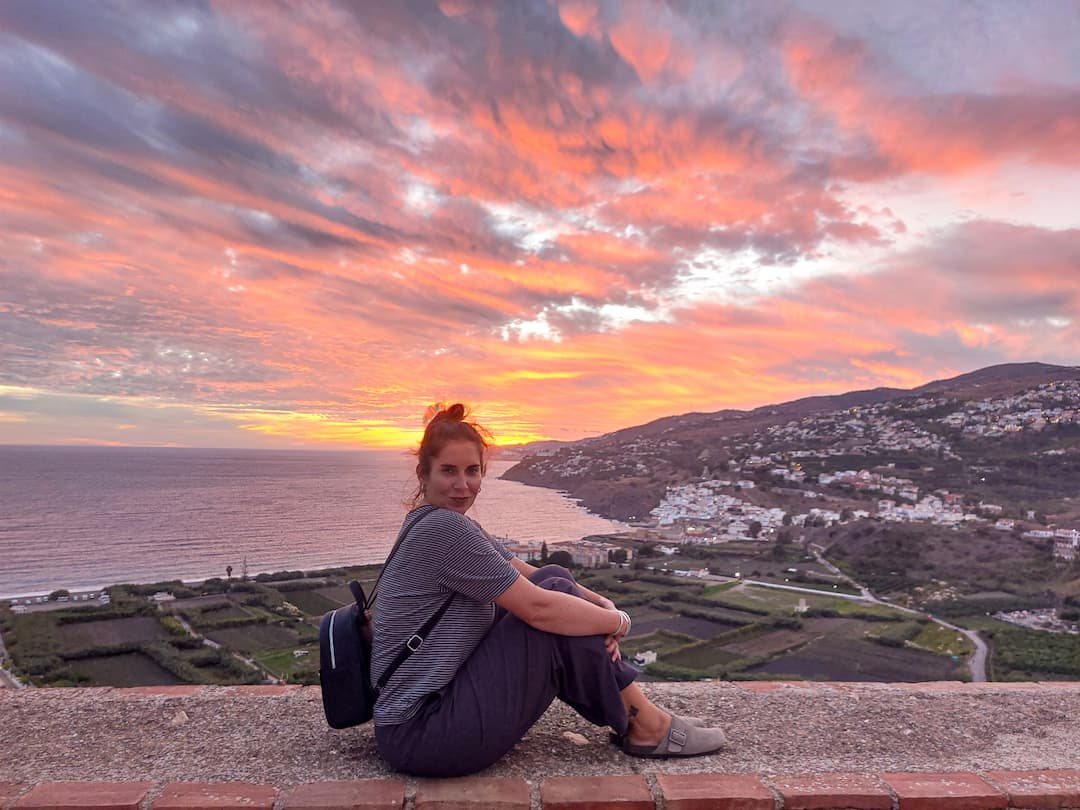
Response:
[651,480,788,539]
[649,478,1080,560]
[756,405,957,460]
[498,537,632,568]
[1024,527,1080,561]
[8,590,110,614]
[938,381,1080,437]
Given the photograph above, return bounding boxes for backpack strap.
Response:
[374,591,454,690]
[368,504,438,607]
[369,504,455,690]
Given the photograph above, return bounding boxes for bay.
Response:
[0,446,625,598]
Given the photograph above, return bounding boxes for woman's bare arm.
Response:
[508,557,616,609]
[494,574,624,637]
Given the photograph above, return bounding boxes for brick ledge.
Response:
[4,682,1080,791]
[3,770,1080,810]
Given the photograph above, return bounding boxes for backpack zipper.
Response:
[328,609,338,669]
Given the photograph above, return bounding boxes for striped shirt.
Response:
[371,505,519,725]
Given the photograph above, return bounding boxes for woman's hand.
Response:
[606,609,631,664]
[594,595,616,611]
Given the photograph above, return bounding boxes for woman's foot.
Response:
[621,714,727,759]
[623,708,672,749]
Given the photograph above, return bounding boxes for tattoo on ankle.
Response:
[628,705,639,718]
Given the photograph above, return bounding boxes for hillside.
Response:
[503,362,1080,612]
[503,362,1080,520]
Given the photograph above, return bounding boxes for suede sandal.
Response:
[608,716,708,748]
[620,715,727,758]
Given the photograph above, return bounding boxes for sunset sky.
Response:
[1,1,1078,449]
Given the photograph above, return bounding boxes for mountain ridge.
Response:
[509,362,1079,454]
[501,361,1080,522]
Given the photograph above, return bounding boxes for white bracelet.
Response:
[612,611,626,636]
[616,609,631,636]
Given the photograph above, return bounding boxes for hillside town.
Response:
[937,380,1080,437]
[640,380,1080,562]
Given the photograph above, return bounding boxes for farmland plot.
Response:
[662,640,749,673]
[57,617,168,648]
[277,589,340,616]
[66,652,184,687]
[206,624,300,653]
[745,634,965,681]
[630,615,739,639]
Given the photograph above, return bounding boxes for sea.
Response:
[0,445,626,599]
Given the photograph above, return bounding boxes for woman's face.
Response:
[420,439,483,514]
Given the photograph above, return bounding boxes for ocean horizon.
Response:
[0,445,627,599]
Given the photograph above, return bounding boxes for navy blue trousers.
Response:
[374,565,637,777]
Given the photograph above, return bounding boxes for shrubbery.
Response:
[644,661,709,680]
[989,627,1080,676]
[254,570,307,583]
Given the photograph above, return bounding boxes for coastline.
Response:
[0,451,629,599]
[0,561,383,603]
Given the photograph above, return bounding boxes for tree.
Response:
[611,548,628,565]
[782,512,792,526]
[547,549,574,568]
[749,520,762,539]
[226,565,233,582]
[540,541,549,564]
[47,589,70,601]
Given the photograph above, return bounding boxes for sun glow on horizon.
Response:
[1,2,1078,448]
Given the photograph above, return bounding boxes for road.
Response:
[806,549,988,682]
[660,553,989,682]
[932,617,989,682]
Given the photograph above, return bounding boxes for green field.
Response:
[65,652,185,687]
[169,595,232,611]
[185,604,252,623]
[745,632,968,681]
[620,629,698,658]
[910,622,974,657]
[57,617,168,647]
[255,644,319,682]
[662,640,746,674]
[709,584,849,613]
[206,623,300,653]
[627,614,736,639]
[277,589,342,616]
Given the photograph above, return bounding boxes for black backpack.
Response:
[318,506,452,729]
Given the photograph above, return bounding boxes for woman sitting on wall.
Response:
[371,403,727,777]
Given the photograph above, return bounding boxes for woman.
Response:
[371,404,726,777]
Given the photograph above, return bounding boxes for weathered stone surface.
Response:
[415,777,529,809]
[656,773,774,810]
[540,776,652,810]
[285,780,404,810]
[15,782,153,810]
[769,773,893,810]
[2,683,1080,783]
[153,782,277,810]
[115,686,204,699]
[0,785,26,810]
[882,772,1007,810]
[983,769,1080,809]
